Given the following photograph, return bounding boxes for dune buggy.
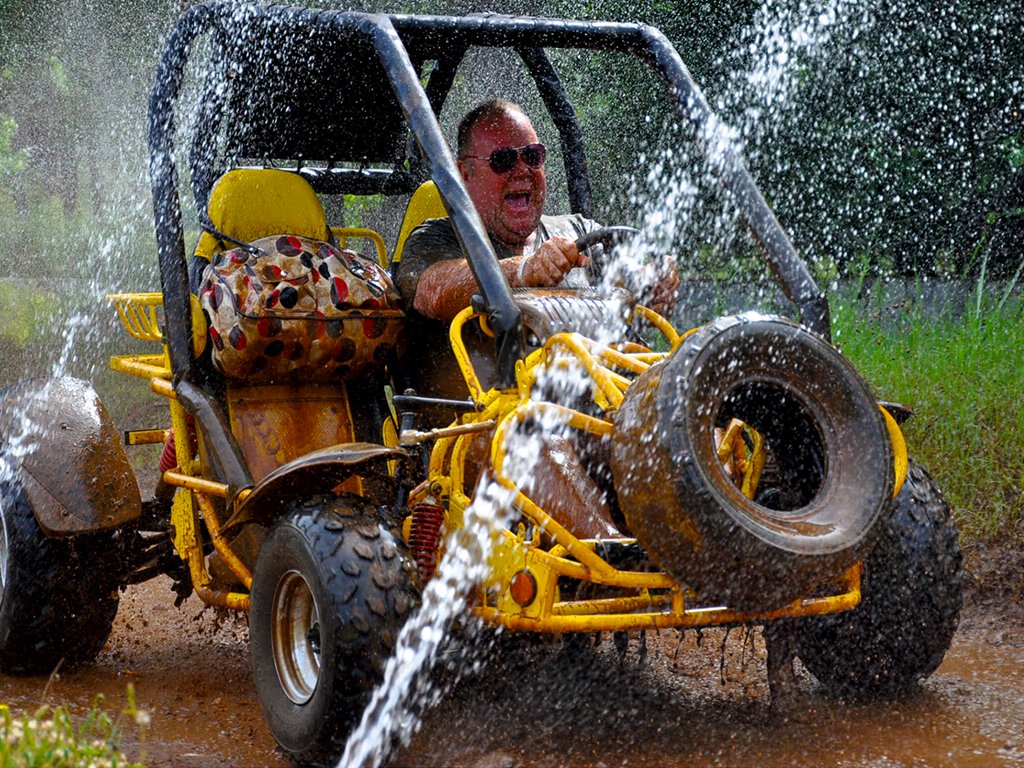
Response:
[0,3,962,766]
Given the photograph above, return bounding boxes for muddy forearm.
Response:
[413,256,525,322]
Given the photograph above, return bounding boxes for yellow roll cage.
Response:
[412,305,909,633]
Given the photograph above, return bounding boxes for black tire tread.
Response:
[0,475,120,674]
[794,459,963,698]
[250,494,419,765]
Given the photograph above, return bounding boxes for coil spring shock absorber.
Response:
[408,501,445,584]
[159,417,197,473]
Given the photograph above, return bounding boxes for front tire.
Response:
[249,495,420,765]
[795,460,963,698]
[0,467,121,674]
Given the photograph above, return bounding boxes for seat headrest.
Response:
[391,180,447,267]
[195,169,329,259]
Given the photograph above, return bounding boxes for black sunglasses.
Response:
[463,143,547,174]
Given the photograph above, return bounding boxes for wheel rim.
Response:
[271,569,321,705]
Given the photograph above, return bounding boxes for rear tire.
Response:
[0,467,121,674]
[795,460,963,698]
[249,495,420,765]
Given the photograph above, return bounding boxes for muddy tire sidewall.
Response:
[0,465,120,674]
[612,314,893,611]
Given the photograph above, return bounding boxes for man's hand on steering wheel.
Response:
[574,226,680,317]
[517,226,679,316]
[519,235,590,287]
[645,254,680,316]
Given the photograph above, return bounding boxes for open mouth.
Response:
[505,191,531,210]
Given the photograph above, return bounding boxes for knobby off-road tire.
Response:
[612,314,893,612]
[794,460,963,698]
[0,468,121,674]
[249,495,421,766]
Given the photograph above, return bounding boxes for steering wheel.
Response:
[573,226,640,260]
[509,226,645,347]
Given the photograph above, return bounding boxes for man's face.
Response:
[458,110,547,250]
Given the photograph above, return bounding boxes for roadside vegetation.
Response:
[0,690,148,768]
[834,278,1024,544]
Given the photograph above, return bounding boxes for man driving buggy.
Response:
[395,99,679,398]
[395,100,679,539]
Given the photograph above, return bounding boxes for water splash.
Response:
[1,1,167,392]
[723,0,860,133]
[339,423,560,767]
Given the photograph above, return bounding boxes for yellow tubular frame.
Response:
[109,290,907,627]
[330,226,389,269]
[881,405,909,496]
[428,305,902,633]
[109,292,251,612]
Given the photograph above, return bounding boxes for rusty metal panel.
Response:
[0,377,141,536]
[225,382,357,483]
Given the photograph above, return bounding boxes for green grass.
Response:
[0,281,53,347]
[0,690,148,768]
[833,284,1024,541]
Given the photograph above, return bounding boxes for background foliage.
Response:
[0,0,1021,536]
[2,0,1020,282]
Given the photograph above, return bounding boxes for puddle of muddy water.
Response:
[4,582,1022,768]
[0,577,288,768]
[398,625,1024,768]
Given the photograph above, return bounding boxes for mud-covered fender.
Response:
[223,442,409,533]
[0,377,141,536]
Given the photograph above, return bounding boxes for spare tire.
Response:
[611,313,893,611]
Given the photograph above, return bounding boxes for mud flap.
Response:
[0,377,140,536]
[223,442,409,533]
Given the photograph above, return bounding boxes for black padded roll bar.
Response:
[388,13,831,338]
[148,3,254,494]
[362,13,525,386]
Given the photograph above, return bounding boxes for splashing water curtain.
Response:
[0,4,967,767]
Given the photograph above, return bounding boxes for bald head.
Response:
[457,99,530,158]
[455,100,547,251]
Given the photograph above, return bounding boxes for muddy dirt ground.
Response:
[2,559,1023,768]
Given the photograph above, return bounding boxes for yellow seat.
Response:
[190,169,331,356]
[195,168,330,259]
[190,171,369,482]
[391,181,447,269]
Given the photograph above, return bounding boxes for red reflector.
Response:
[510,570,537,607]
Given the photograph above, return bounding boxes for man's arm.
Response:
[413,237,589,322]
[413,255,525,321]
